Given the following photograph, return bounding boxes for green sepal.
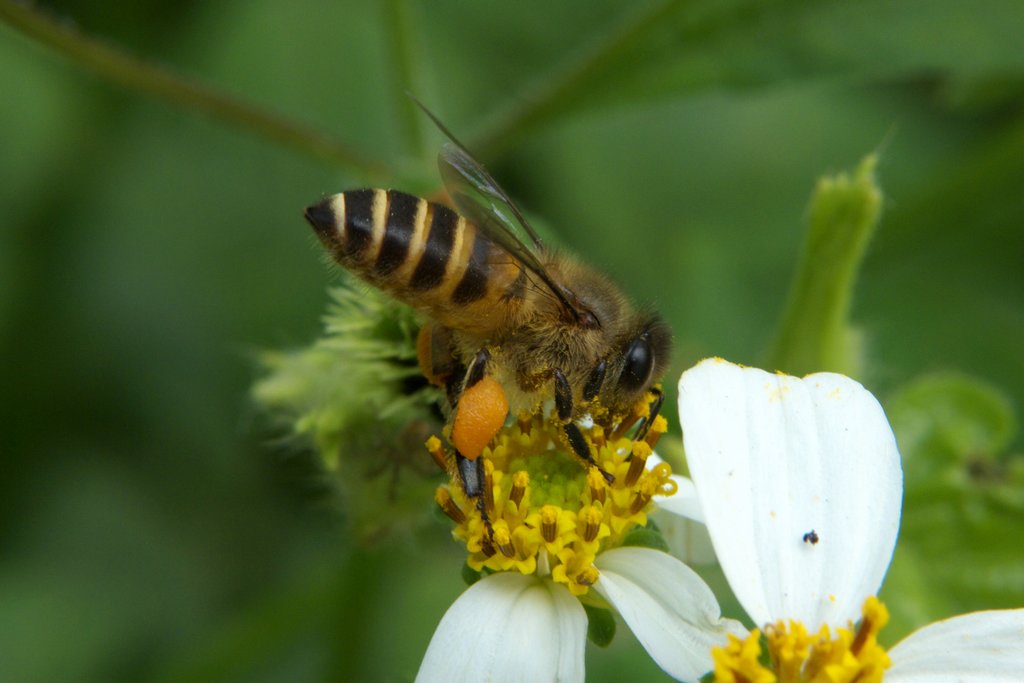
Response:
[584,604,616,648]
[620,524,670,553]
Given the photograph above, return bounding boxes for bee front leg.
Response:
[634,386,664,441]
[553,368,615,484]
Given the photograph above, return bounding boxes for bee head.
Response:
[604,314,672,411]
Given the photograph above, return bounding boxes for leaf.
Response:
[584,604,618,648]
[468,0,1024,152]
[881,373,1024,641]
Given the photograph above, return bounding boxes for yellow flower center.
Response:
[713,597,892,683]
[430,404,674,595]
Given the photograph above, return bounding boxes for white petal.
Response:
[416,572,586,683]
[648,453,705,523]
[594,547,747,682]
[677,358,902,629]
[887,609,1024,682]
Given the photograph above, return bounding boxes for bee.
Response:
[303,106,671,511]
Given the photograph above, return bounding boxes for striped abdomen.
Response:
[304,189,525,334]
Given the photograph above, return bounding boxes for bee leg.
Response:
[449,347,505,542]
[451,348,508,460]
[463,348,491,392]
[455,450,494,537]
[416,322,457,388]
[582,359,607,403]
[634,386,665,441]
[553,368,615,484]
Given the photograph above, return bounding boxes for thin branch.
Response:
[383,0,427,161]
[469,0,683,157]
[0,0,390,179]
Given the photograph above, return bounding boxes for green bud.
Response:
[768,154,883,377]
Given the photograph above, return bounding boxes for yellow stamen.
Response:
[541,505,560,543]
[575,566,599,587]
[428,396,677,595]
[644,414,668,449]
[587,468,607,504]
[712,598,892,683]
[435,487,465,524]
[580,505,604,543]
[630,477,657,515]
[493,522,515,558]
[625,440,651,487]
[425,435,448,472]
[508,470,529,507]
[482,459,495,514]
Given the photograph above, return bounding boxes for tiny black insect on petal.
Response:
[803,530,820,545]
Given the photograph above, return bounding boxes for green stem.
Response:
[766,154,883,377]
[383,0,426,161]
[0,0,389,179]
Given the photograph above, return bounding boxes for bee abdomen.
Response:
[305,189,516,314]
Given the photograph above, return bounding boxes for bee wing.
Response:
[438,141,544,250]
[439,142,598,324]
[412,100,594,323]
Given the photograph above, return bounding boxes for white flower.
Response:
[673,357,1024,679]
[416,546,745,683]
[415,413,747,683]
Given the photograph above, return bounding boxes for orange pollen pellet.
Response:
[582,506,603,542]
[541,505,560,543]
[587,469,607,504]
[509,471,529,507]
[435,487,466,524]
[575,567,599,587]
[425,436,448,472]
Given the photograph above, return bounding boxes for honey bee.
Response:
[303,107,671,510]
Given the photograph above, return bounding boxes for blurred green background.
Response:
[2,0,1022,681]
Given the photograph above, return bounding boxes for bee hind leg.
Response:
[553,368,615,484]
[455,451,494,538]
[448,347,506,541]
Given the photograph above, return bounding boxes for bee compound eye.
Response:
[619,335,654,393]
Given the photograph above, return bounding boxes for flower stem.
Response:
[766,154,883,377]
[0,0,389,179]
